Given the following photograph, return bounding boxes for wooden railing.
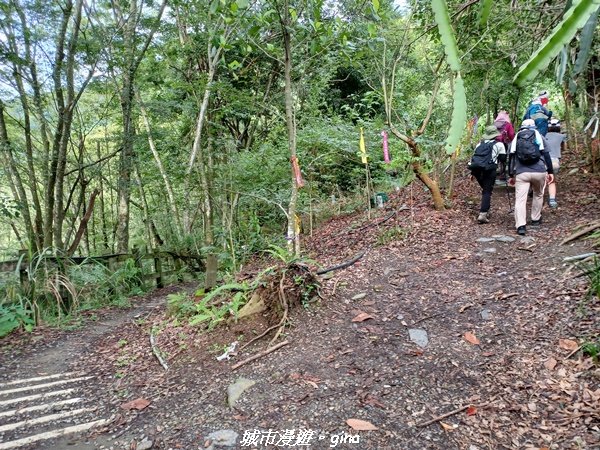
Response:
[0,250,203,289]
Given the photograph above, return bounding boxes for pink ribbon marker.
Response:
[381,130,390,163]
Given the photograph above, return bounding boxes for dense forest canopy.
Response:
[0,0,598,268]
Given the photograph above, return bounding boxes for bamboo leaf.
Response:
[431,0,461,72]
[573,8,600,77]
[514,0,600,87]
[478,0,493,28]
[446,75,467,155]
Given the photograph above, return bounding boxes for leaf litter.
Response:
[1,171,598,449]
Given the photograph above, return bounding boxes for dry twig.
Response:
[560,221,600,245]
[150,332,169,371]
[231,340,289,370]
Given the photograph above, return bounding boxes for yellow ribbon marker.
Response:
[359,127,368,164]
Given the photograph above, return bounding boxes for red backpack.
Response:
[494,120,510,145]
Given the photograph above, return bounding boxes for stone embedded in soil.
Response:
[493,235,515,243]
[409,328,429,348]
[520,236,535,243]
[351,293,367,300]
[137,438,153,450]
[206,430,239,449]
[476,237,495,243]
[480,309,491,320]
[227,378,256,407]
[483,247,497,253]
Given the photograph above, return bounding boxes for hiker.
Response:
[523,91,552,136]
[545,118,566,208]
[493,111,515,179]
[508,119,555,235]
[469,125,507,224]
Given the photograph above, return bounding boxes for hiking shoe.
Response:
[531,218,542,226]
[549,199,558,208]
[517,226,526,236]
[477,212,489,224]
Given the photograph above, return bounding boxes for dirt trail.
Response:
[0,171,599,450]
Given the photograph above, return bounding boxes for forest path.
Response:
[0,286,182,449]
[0,172,599,450]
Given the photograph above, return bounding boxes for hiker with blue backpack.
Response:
[469,125,507,224]
[545,118,566,208]
[508,119,555,236]
[523,91,552,136]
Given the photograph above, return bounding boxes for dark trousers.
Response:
[473,168,496,213]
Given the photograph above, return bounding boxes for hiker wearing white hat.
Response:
[508,120,555,235]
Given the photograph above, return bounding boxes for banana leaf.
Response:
[514,0,600,87]
[573,8,600,77]
[431,0,461,72]
[446,75,467,155]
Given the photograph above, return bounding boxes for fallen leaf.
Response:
[440,421,456,431]
[527,402,537,412]
[463,331,480,345]
[544,357,558,370]
[121,398,151,411]
[352,312,374,323]
[346,418,378,431]
[466,406,477,416]
[558,339,578,351]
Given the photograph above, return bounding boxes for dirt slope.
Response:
[0,169,599,450]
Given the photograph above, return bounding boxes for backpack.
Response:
[516,129,541,164]
[523,104,540,120]
[494,120,510,145]
[469,140,497,172]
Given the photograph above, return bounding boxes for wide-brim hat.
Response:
[482,125,500,140]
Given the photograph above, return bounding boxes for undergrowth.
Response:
[0,252,146,338]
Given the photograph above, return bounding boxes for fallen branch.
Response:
[565,345,582,360]
[150,332,169,371]
[416,405,469,427]
[560,221,600,246]
[517,246,534,252]
[411,312,442,326]
[562,252,598,262]
[317,250,367,275]
[231,340,289,370]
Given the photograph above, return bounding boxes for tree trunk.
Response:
[389,127,445,210]
[281,1,301,256]
[66,190,99,256]
[137,92,182,234]
[114,0,167,253]
[0,101,38,251]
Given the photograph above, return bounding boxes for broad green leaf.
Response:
[514,0,600,87]
[431,0,461,72]
[445,75,467,155]
[210,0,219,15]
[236,0,249,8]
[478,0,493,28]
[573,8,600,77]
[556,46,568,85]
[372,0,380,13]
